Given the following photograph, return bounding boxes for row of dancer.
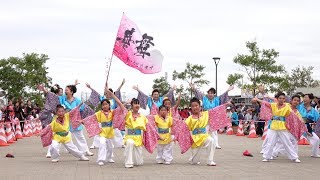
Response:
[39,79,126,159]
[39,81,234,167]
[88,81,233,151]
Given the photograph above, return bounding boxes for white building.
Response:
[295,87,320,97]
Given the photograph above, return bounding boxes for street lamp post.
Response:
[212,57,220,95]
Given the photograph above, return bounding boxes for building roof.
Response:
[295,87,320,97]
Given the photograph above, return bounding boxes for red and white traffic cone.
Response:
[261,122,268,140]
[23,120,33,137]
[0,123,9,146]
[226,123,234,135]
[38,120,43,132]
[248,121,258,138]
[30,117,37,134]
[15,122,24,139]
[34,119,42,135]
[5,123,15,143]
[23,120,28,137]
[27,120,33,136]
[236,120,245,136]
[298,135,310,145]
[218,128,225,134]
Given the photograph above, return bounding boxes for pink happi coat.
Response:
[69,106,82,129]
[175,121,193,154]
[40,125,53,147]
[82,107,128,138]
[170,108,183,137]
[150,103,158,116]
[260,102,273,121]
[208,104,229,131]
[285,111,308,140]
[114,111,159,153]
[175,104,229,154]
[143,121,160,153]
[81,114,101,138]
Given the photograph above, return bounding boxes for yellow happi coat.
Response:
[154,115,173,145]
[185,111,209,148]
[124,111,148,146]
[50,113,72,144]
[95,110,115,138]
[270,103,291,130]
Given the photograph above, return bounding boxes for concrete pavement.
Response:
[0,134,319,180]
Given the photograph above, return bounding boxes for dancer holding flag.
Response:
[78,88,127,166]
[162,94,182,137]
[117,98,158,168]
[152,105,174,165]
[86,79,125,149]
[162,94,181,118]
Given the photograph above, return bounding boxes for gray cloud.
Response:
[1,0,319,98]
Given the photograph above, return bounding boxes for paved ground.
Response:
[0,133,319,180]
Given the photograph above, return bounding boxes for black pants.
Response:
[20,121,24,132]
[256,121,265,136]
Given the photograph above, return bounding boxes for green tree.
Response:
[173,62,209,106]
[226,74,244,87]
[152,76,170,96]
[175,84,190,108]
[227,41,286,95]
[280,66,320,94]
[0,53,52,106]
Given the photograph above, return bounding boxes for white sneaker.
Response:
[262,159,269,162]
[259,150,264,154]
[207,162,217,166]
[156,160,163,164]
[294,159,301,163]
[311,155,320,158]
[164,161,171,165]
[135,162,143,166]
[89,145,95,149]
[80,156,89,161]
[46,154,51,158]
[108,159,115,163]
[51,159,59,163]
[86,151,94,156]
[125,164,133,168]
[216,146,222,149]
[98,162,104,166]
[191,161,201,165]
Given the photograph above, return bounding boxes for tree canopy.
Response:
[0,53,51,105]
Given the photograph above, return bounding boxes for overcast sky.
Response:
[1,0,320,101]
